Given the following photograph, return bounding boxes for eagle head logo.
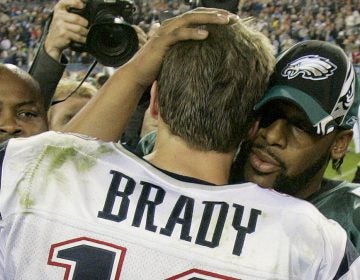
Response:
[281,55,337,80]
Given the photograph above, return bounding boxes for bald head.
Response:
[0,64,48,143]
[0,64,42,95]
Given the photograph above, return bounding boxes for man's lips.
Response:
[248,148,281,174]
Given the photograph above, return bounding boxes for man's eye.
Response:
[18,111,39,119]
[292,121,315,134]
[258,113,281,128]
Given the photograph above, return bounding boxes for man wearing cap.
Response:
[232,39,360,251]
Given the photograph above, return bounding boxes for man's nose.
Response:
[260,119,287,148]
[0,113,22,136]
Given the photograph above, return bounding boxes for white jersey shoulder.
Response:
[0,131,355,279]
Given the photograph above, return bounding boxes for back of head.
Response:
[157,19,275,153]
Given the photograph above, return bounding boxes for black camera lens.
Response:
[99,24,130,54]
[87,22,138,67]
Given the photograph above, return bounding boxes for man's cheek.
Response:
[248,119,260,140]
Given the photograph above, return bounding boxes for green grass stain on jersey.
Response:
[43,144,113,174]
[19,190,34,209]
[25,143,113,198]
[15,138,113,210]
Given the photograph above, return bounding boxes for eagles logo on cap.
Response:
[281,55,337,81]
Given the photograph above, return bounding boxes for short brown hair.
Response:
[157,20,275,152]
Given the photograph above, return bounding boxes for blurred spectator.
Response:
[95,72,110,88]
[353,47,360,64]
[47,78,97,131]
[0,0,56,68]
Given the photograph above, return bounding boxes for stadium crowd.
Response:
[0,0,359,70]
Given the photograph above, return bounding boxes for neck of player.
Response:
[144,124,235,186]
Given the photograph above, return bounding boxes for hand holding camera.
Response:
[46,0,138,67]
[44,0,89,62]
[68,0,139,67]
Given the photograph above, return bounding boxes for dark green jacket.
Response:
[309,178,360,253]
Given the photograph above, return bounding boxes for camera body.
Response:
[69,0,138,67]
[70,0,135,33]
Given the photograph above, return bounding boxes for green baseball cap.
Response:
[254,40,360,135]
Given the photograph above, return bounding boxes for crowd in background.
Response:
[0,0,55,67]
[0,0,359,74]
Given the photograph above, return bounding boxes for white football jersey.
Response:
[0,131,358,279]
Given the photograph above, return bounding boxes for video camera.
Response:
[69,0,138,67]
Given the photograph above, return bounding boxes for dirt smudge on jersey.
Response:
[18,190,34,209]
[19,143,113,204]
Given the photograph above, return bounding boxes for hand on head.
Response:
[123,8,237,89]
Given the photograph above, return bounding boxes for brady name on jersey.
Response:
[98,168,262,257]
[0,132,358,279]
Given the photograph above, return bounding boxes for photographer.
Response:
[29,0,146,112]
[29,0,88,111]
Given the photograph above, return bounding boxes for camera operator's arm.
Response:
[119,24,149,148]
[29,0,88,110]
[62,9,235,142]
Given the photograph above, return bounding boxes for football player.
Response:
[1,10,359,279]
[231,40,360,254]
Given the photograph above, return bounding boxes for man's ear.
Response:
[149,80,159,119]
[331,130,353,159]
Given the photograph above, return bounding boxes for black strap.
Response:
[50,60,98,106]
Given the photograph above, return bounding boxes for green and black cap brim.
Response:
[254,85,338,135]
